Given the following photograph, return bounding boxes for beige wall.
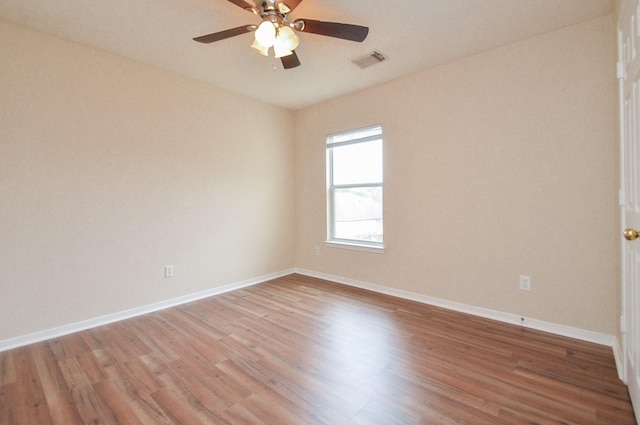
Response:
[294,15,618,334]
[0,14,619,342]
[0,20,295,341]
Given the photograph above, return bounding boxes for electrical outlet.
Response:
[314,246,320,256]
[519,275,532,291]
[164,265,174,278]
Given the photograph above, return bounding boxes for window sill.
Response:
[324,241,385,254]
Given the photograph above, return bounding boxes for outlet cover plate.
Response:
[519,275,532,291]
[164,265,174,278]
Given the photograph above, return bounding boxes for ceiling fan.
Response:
[193,0,369,69]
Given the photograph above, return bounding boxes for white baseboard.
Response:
[612,337,626,381]
[0,269,295,353]
[1,267,624,381]
[294,268,623,377]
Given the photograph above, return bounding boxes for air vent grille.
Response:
[351,51,388,69]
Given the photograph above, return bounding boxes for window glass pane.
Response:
[332,140,382,185]
[333,186,382,243]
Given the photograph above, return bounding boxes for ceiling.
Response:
[0,0,614,110]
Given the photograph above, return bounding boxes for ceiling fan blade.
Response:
[295,19,369,42]
[193,25,253,43]
[226,0,259,13]
[276,0,302,14]
[281,51,301,69]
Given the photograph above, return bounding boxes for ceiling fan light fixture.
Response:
[254,20,276,47]
[273,37,293,58]
[250,38,270,56]
[278,26,300,51]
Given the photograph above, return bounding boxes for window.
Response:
[327,124,383,248]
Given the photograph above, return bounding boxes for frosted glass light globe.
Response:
[254,21,276,47]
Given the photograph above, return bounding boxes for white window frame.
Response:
[326,124,383,251]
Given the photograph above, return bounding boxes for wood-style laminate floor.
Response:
[0,274,636,424]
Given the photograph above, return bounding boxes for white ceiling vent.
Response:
[351,51,388,69]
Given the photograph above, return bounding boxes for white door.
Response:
[619,0,640,419]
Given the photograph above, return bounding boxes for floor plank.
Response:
[0,273,636,424]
